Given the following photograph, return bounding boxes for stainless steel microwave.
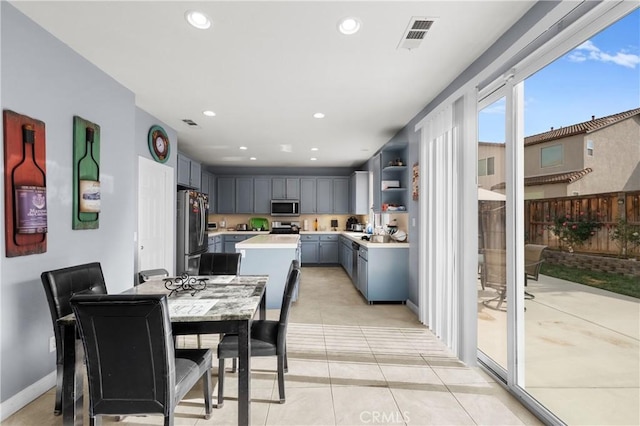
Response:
[271,200,300,216]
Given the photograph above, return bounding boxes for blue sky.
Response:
[479,8,640,143]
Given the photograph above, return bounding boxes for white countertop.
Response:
[208,230,408,249]
[235,234,300,249]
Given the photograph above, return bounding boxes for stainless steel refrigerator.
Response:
[176,190,208,274]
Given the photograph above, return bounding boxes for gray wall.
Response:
[0,3,174,405]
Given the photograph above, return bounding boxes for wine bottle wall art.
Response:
[3,110,48,257]
[72,116,101,230]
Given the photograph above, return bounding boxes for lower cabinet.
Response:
[300,234,339,265]
[223,234,258,253]
[208,235,223,253]
[344,241,408,303]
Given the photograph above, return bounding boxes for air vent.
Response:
[182,119,199,126]
[398,17,436,50]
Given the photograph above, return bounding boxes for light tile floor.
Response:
[3,267,542,426]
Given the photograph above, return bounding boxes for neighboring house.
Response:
[477,142,506,191]
[486,107,640,199]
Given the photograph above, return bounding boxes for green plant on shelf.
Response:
[547,212,603,253]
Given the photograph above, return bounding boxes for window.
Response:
[540,144,563,167]
[587,139,594,156]
[487,157,495,175]
[478,157,495,176]
[478,158,487,176]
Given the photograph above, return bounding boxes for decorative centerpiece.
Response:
[164,273,207,296]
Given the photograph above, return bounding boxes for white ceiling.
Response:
[12,1,534,168]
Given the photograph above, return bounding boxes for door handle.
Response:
[140,245,144,250]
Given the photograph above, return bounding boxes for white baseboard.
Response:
[0,371,55,421]
[406,299,419,316]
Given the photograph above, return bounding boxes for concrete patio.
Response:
[478,273,640,425]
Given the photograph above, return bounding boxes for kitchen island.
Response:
[235,234,301,308]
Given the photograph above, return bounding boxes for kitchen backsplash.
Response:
[208,212,409,234]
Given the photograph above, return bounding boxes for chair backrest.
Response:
[482,249,506,290]
[41,262,107,363]
[198,252,241,275]
[277,260,301,347]
[70,294,175,417]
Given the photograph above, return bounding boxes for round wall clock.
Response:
[148,125,170,163]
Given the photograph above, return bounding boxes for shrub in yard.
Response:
[610,217,640,258]
[547,212,602,253]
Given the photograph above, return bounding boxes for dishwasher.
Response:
[351,241,360,285]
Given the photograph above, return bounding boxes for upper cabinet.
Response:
[235,177,254,213]
[300,178,317,214]
[333,178,349,214]
[201,171,216,211]
[254,178,271,214]
[350,171,369,215]
[217,177,236,214]
[177,153,201,189]
[379,145,408,213]
[271,177,300,200]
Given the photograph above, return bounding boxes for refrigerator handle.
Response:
[198,196,206,247]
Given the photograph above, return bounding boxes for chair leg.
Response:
[54,363,62,415]
[164,412,174,426]
[197,334,202,348]
[217,358,225,408]
[231,358,237,373]
[284,349,289,373]
[277,354,286,403]
[203,368,212,419]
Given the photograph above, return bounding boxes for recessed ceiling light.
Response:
[310,157,317,161]
[338,17,361,35]
[185,10,211,30]
[311,147,319,151]
[313,112,325,119]
[203,110,216,117]
[249,157,257,161]
[239,146,248,150]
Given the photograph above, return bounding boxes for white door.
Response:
[138,156,174,275]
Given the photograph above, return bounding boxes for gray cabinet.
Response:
[217,177,235,214]
[253,178,271,214]
[300,234,319,264]
[333,178,349,214]
[208,235,222,253]
[371,153,381,212]
[201,171,216,212]
[316,178,333,214]
[319,235,339,263]
[350,171,369,215]
[177,153,201,189]
[223,234,257,253]
[357,247,368,299]
[235,178,254,213]
[300,178,316,214]
[272,178,299,200]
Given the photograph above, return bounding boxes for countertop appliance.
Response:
[346,216,358,231]
[177,190,209,274]
[270,221,300,234]
[207,222,217,231]
[271,199,300,216]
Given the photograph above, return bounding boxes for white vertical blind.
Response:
[419,103,461,354]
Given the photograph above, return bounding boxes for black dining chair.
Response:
[40,262,107,415]
[198,252,242,275]
[70,294,213,426]
[216,260,301,407]
[192,252,242,349]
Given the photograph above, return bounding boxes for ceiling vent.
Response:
[398,17,436,50]
[182,119,199,127]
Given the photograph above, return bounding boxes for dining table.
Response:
[58,274,268,426]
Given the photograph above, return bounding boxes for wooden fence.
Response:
[525,191,640,257]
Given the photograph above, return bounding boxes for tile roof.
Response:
[524,107,640,146]
[491,168,593,190]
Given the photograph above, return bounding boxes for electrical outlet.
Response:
[49,336,56,353]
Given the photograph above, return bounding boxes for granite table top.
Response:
[124,275,268,322]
